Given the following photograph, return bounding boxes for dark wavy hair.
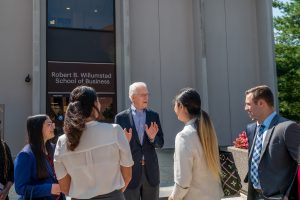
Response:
[64,86,100,151]
[0,139,13,183]
[174,88,220,180]
[245,85,274,107]
[27,114,53,180]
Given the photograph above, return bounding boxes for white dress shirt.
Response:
[54,121,134,199]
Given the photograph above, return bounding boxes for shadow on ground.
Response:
[9,148,246,200]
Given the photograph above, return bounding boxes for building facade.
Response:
[0,0,277,156]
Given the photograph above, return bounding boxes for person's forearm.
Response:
[0,182,13,200]
[58,174,71,196]
[120,166,132,191]
[4,182,13,193]
[171,183,189,200]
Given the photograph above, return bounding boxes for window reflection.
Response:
[47,94,116,142]
[48,0,114,31]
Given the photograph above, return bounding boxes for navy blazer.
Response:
[115,108,164,189]
[245,114,300,199]
[14,144,59,200]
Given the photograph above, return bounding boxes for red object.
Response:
[233,131,249,149]
[297,125,300,199]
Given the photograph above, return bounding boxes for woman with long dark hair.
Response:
[169,88,223,200]
[0,138,14,200]
[14,114,63,200]
[54,85,133,200]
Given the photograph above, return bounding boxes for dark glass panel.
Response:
[48,0,114,31]
[47,28,115,63]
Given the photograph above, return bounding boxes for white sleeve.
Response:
[171,133,193,200]
[116,125,134,167]
[54,137,68,180]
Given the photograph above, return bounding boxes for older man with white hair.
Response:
[115,82,164,200]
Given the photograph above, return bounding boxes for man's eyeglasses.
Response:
[135,93,150,97]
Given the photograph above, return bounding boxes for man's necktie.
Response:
[136,111,144,144]
[250,124,265,188]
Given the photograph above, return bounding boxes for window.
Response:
[46,0,117,138]
[48,0,114,31]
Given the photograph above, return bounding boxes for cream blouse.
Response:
[54,121,134,199]
[171,118,223,200]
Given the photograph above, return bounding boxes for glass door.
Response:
[46,0,116,139]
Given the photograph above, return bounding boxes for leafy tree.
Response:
[273,0,300,122]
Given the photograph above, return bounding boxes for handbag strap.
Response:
[29,187,34,200]
[23,186,34,200]
[44,157,58,183]
[23,187,27,200]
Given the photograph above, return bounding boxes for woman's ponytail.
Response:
[197,110,221,180]
[64,86,98,151]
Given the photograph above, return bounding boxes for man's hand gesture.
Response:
[145,122,159,141]
[123,128,132,142]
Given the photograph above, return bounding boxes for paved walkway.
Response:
[9,149,246,200]
[157,149,246,200]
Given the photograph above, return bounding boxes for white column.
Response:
[192,0,209,112]
[32,0,41,114]
[116,0,131,111]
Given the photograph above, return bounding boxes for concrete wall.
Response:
[203,0,261,145]
[125,0,276,147]
[203,0,276,145]
[128,0,196,148]
[0,0,33,156]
